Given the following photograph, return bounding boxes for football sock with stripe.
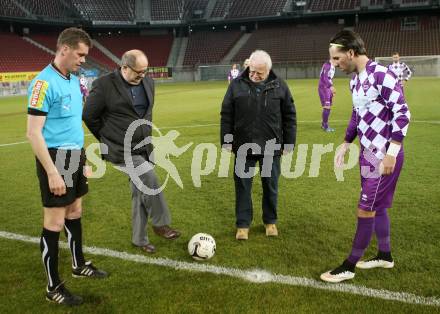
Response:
[40,228,61,291]
[64,218,85,268]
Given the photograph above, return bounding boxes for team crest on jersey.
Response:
[362,80,370,93]
[30,80,49,109]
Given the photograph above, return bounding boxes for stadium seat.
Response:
[96,34,174,67]
[0,32,52,72]
[183,30,242,65]
[27,32,119,70]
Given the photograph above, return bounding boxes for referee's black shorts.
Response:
[36,148,88,208]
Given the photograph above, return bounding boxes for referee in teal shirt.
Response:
[26,28,107,306]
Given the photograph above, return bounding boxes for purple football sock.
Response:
[347,217,375,264]
[375,208,391,252]
[322,108,330,129]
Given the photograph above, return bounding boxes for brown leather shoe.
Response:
[153,225,181,240]
[139,244,156,254]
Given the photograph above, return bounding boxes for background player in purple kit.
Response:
[387,52,412,94]
[318,60,336,132]
[320,30,410,283]
[228,63,240,83]
[79,75,89,101]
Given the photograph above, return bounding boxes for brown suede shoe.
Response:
[153,225,181,240]
[265,224,278,237]
[236,228,249,240]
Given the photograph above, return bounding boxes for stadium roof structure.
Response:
[0,0,438,28]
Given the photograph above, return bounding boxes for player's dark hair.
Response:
[57,27,92,50]
[392,52,400,56]
[329,29,367,56]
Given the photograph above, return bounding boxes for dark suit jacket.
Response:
[83,70,155,164]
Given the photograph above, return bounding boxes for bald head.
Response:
[120,50,149,85]
[121,49,148,68]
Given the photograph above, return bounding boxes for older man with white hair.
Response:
[220,50,297,240]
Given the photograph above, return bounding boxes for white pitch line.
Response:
[0,230,439,308]
[1,120,439,148]
[0,140,28,147]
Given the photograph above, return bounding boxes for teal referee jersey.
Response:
[27,63,84,149]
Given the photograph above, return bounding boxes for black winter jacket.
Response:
[220,68,297,155]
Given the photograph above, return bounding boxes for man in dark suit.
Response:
[83,50,180,253]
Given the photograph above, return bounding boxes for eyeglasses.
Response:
[126,64,148,76]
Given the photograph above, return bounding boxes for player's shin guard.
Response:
[375,208,391,253]
[40,228,62,290]
[347,217,375,264]
[64,218,85,268]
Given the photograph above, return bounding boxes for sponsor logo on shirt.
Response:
[30,80,49,109]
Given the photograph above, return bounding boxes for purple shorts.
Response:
[398,81,405,97]
[358,149,404,211]
[318,87,333,106]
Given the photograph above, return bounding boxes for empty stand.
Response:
[151,0,181,20]
[369,0,384,6]
[401,0,430,6]
[0,32,53,72]
[355,16,440,58]
[28,32,118,70]
[308,0,360,11]
[227,0,287,18]
[72,0,135,21]
[17,0,77,18]
[0,0,26,17]
[185,0,209,13]
[150,0,287,20]
[96,34,174,67]
[183,30,242,65]
[232,24,343,64]
[210,0,232,18]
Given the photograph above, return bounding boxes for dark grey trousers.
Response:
[116,154,171,246]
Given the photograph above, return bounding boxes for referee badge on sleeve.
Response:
[30,80,49,109]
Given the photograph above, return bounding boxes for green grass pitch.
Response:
[0,77,439,313]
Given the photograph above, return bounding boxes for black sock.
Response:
[342,259,356,272]
[64,218,85,268]
[330,259,356,275]
[40,228,62,291]
[377,250,393,262]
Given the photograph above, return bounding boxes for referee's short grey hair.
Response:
[249,50,272,70]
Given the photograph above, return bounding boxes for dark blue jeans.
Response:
[233,155,281,228]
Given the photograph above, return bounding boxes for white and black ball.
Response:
[188,233,216,261]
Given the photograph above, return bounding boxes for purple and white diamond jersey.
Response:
[228,69,240,81]
[319,61,335,88]
[344,60,411,160]
[387,61,412,82]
